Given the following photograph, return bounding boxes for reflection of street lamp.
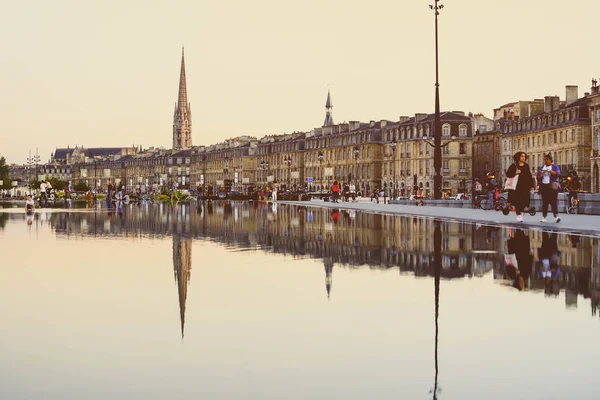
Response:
[431,220,442,399]
[430,0,445,200]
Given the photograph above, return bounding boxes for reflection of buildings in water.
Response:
[46,203,600,317]
[173,236,192,338]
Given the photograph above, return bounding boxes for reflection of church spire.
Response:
[324,257,334,299]
[173,236,192,338]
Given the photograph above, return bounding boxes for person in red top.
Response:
[332,181,340,203]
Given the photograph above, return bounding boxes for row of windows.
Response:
[503,129,579,151]
[504,109,579,133]
[384,124,469,141]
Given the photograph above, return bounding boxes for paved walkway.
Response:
[279,199,600,236]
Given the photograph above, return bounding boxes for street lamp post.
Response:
[430,0,444,200]
[423,135,456,197]
[284,155,292,189]
[34,148,41,185]
[391,140,397,199]
[260,160,269,186]
[318,151,324,192]
[353,146,359,188]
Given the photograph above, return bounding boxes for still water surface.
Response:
[1,202,599,399]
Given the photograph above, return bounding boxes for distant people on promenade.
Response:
[472,178,482,208]
[537,154,561,223]
[171,180,178,202]
[486,172,498,210]
[107,180,114,207]
[39,180,47,207]
[505,151,534,223]
[25,195,35,214]
[331,181,340,203]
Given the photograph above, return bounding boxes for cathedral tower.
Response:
[173,47,192,149]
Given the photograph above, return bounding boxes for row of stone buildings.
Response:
[10,48,600,196]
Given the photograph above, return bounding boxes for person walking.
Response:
[486,172,498,210]
[505,152,534,222]
[331,181,340,203]
[39,180,47,207]
[349,181,356,202]
[472,178,483,209]
[537,153,561,223]
[171,180,178,202]
[106,179,113,208]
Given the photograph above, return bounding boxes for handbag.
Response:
[504,254,519,269]
[504,164,519,190]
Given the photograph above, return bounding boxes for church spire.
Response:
[173,47,192,149]
[178,47,188,109]
[323,89,334,127]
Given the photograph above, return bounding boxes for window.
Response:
[459,143,466,154]
[458,124,468,137]
[442,124,451,136]
[459,159,467,172]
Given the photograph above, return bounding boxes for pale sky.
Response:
[1,0,598,164]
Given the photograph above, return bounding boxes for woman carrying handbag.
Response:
[505,151,534,223]
[537,154,561,223]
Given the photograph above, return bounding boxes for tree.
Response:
[74,181,90,192]
[48,177,67,191]
[0,156,10,190]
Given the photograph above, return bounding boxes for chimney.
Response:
[544,96,555,113]
[349,121,361,131]
[468,112,474,118]
[380,120,387,128]
[369,120,375,127]
[503,110,508,119]
[415,113,428,122]
[551,96,560,112]
[566,85,578,106]
[399,116,410,123]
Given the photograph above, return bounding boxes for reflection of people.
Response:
[537,232,561,296]
[331,209,340,223]
[505,229,533,290]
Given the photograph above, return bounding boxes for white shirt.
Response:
[541,165,552,184]
[40,182,47,193]
[350,184,356,193]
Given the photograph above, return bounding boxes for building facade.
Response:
[588,81,600,192]
[499,88,592,188]
[381,112,475,197]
